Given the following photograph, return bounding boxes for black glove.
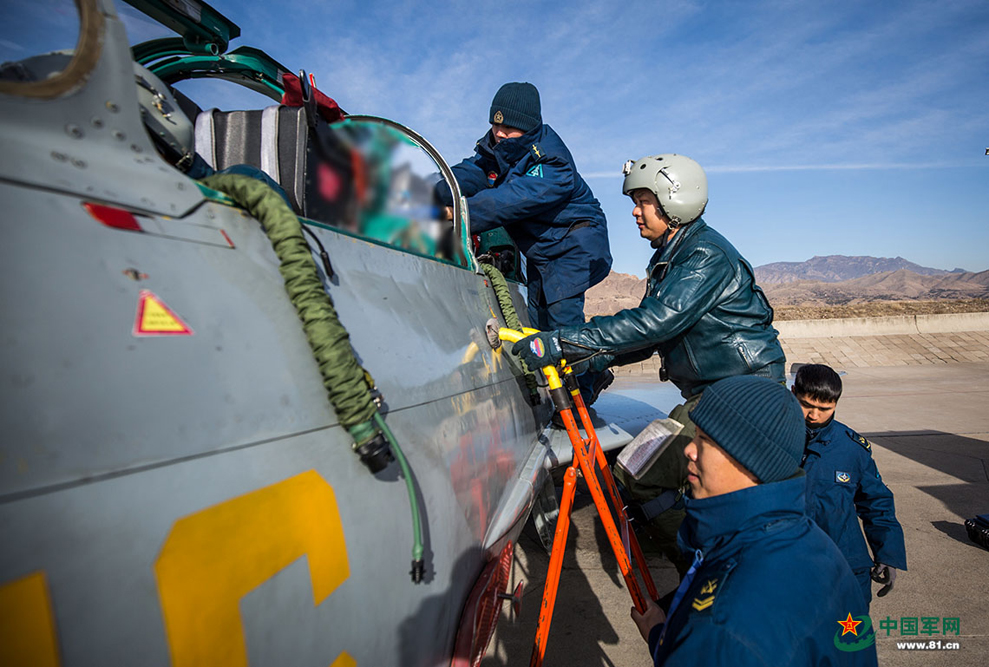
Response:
[512,331,563,370]
[870,562,897,597]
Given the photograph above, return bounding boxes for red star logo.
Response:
[838,613,862,636]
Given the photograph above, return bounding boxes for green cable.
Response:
[479,262,540,400]
[201,173,425,582]
[201,173,378,431]
[374,412,425,580]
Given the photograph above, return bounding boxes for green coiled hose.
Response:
[200,173,425,582]
[479,262,540,401]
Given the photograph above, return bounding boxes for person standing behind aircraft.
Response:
[630,376,877,666]
[435,82,613,402]
[794,364,907,608]
[513,154,785,578]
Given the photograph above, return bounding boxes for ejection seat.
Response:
[194,105,328,219]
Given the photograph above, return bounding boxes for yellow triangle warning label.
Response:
[133,290,193,336]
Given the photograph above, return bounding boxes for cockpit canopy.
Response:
[1,0,476,268]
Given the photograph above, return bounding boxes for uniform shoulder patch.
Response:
[691,578,720,612]
[849,430,871,450]
[685,561,736,620]
[529,143,545,160]
[525,164,544,178]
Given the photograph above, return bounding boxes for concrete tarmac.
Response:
[482,362,989,666]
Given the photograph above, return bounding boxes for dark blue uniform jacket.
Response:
[802,418,908,573]
[559,218,785,397]
[436,124,611,304]
[649,475,877,666]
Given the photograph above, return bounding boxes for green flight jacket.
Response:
[559,218,785,398]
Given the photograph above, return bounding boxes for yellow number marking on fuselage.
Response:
[155,469,352,666]
[0,571,60,667]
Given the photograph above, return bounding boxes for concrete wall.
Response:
[780,330,989,370]
[774,312,989,338]
[610,312,989,377]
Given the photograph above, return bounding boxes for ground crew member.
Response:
[630,376,877,666]
[436,82,613,403]
[794,364,907,607]
[513,154,785,577]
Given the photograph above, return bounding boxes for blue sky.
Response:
[9,0,988,276]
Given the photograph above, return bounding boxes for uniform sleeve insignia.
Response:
[835,471,851,483]
[530,143,544,159]
[691,579,719,611]
[525,164,544,178]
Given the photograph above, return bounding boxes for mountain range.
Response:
[585,256,987,315]
[760,268,989,306]
[754,255,967,284]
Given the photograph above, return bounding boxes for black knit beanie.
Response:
[690,376,805,483]
[489,82,542,133]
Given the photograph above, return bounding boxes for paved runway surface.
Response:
[482,362,989,666]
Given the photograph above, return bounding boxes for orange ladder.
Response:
[499,328,658,667]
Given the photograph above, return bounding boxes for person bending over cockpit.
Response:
[435,82,614,407]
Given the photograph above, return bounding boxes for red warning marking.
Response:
[133,290,194,336]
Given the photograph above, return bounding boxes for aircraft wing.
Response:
[542,380,683,468]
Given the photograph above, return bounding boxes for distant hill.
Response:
[755,255,966,284]
[583,271,647,317]
[761,269,989,306]
[585,267,989,317]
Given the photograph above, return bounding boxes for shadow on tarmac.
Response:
[865,430,988,551]
[930,520,987,551]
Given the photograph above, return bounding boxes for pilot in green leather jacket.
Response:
[559,214,785,398]
[516,155,784,399]
[514,155,787,579]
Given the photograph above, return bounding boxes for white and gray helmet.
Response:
[622,154,708,228]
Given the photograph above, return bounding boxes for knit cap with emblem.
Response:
[489,82,542,133]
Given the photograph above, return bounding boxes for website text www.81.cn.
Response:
[896,640,961,650]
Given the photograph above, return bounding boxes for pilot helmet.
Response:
[134,63,195,171]
[621,154,708,228]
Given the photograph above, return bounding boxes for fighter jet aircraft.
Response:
[0,2,666,665]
